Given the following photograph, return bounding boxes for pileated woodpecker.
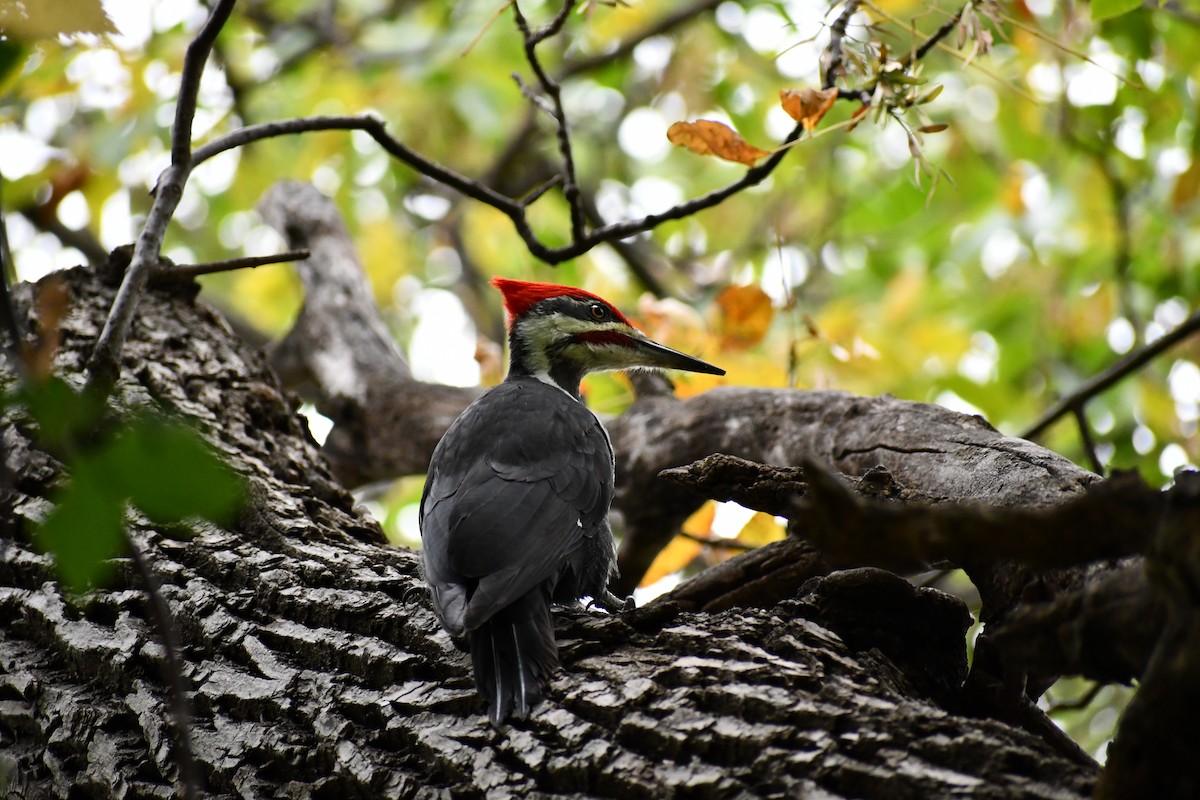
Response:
[420,278,724,724]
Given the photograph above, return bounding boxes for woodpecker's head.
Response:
[491,277,725,396]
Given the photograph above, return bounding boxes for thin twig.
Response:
[576,189,670,298]
[1047,681,1104,714]
[519,174,563,208]
[127,535,201,800]
[512,0,587,241]
[19,208,109,266]
[559,0,723,79]
[86,0,238,392]
[906,4,964,65]
[1072,406,1104,475]
[1023,306,1200,441]
[461,0,515,58]
[823,0,861,90]
[168,249,310,280]
[677,530,758,551]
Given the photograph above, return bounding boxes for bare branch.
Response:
[167,249,310,281]
[189,112,810,266]
[822,0,861,89]
[1022,306,1200,441]
[675,529,757,551]
[512,0,587,240]
[559,0,723,79]
[18,208,109,266]
[519,174,563,208]
[906,4,965,65]
[1073,405,1104,475]
[86,0,238,392]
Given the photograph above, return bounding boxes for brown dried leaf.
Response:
[780,87,839,131]
[666,120,770,165]
[846,104,871,132]
[30,277,70,380]
[906,131,920,157]
[918,123,949,134]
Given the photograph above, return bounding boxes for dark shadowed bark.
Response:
[0,266,1105,799]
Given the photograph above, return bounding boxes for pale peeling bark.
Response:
[0,267,1101,798]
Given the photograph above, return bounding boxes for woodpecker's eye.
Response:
[589,304,608,320]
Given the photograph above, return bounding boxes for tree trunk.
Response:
[0,267,1103,798]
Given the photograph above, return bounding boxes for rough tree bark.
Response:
[0,263,1106,798]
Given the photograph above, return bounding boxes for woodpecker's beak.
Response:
[629,333,726,376]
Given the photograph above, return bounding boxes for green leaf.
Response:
[0,40,30,94]
[19,378,105,448]
[35,465,127,593]
[1091,0,1144,21]
[102,418,244,525]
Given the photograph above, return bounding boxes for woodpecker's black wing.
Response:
[419,376,615,634]
[419,377,615,724]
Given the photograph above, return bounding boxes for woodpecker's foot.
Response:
[590,590,636,614]
[402,584,431,604]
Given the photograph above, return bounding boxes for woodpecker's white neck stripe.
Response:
[531,370,578,400]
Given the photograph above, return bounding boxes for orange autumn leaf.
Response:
[666,120,770,166]
[780,87,838,131]
[716,284,774,349]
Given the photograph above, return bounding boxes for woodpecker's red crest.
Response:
[491,278,633,327]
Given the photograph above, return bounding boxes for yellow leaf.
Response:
[867,0,924,13]
[640,502,715,588]
[0,0,116,40]
[780,87,838,131]
[638,535,701,588]
[716,284,774,349]
[1002,163,1026,216]
[736,511,786,548]
[683,501,717,536]
[667,120,771,166]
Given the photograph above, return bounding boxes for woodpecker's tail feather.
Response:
[469,588,558,726]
